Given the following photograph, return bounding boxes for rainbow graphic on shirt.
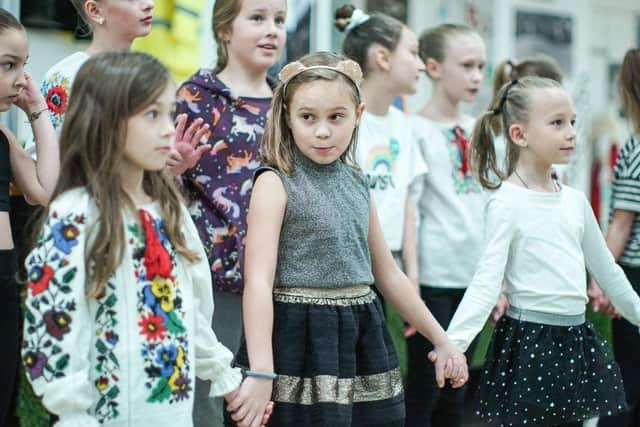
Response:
[364,138,400,190]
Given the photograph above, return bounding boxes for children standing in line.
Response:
[447,76,640,427]
[334,5,427,301]
[224,52,468,427]
[171,1,286,425]
[22,51,243,427]
[406,24,487,427]
[589,48,640,427]
[0,9,59,425]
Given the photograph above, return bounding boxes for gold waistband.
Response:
[273,285,375,306]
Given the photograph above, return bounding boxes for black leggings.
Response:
[405,286,476,427]
[0,248,18,426]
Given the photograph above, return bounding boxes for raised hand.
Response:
[166,114,211,176]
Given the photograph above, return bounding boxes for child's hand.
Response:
[167,114,211,175]
[427,341,468,389]
[226,377,273,427]
[490,293,509,325]
[14,71,47,116]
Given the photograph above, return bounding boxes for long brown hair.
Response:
[261,52,361,174]
[472,76,562,189]
[619,48,640,134]
[211,0,242,73]
[42,51,198,298]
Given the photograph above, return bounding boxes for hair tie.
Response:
[492,79,518,115]
[345,8,370,32]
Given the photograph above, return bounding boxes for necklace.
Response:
[513,170,559,192]
[514,170,529,189]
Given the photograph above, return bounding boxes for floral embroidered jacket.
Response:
[22,189,241,427]
[176,70,273,293]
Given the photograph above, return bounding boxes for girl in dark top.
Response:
[0,8,59,425]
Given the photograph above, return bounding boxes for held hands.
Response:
[490,293,510,325]
[226,377,274,427]
[166,114,211,176]
[427,341,468,389]
[587,279,620,319]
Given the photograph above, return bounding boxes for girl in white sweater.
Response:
[447,76,640,426]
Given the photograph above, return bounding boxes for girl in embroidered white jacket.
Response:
[22,52,243,427]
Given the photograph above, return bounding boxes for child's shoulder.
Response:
[49,187,93,215]
[44,51,89,79]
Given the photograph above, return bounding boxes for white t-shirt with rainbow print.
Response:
[356,106,428,251]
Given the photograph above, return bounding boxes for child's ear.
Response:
[425,58,441,79]
[370,45,392,72]
[355,102,366,125]
[508,123,528,148]
[84,0,105,26]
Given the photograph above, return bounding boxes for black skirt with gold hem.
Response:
[229,285,405,426]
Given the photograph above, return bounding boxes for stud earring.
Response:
[97,17,104,25]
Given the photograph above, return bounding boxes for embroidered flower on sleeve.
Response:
[23,351,48,380]
[28,264,54,296]
[43,310,72,340]
[52,221,80,254]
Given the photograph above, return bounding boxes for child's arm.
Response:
[226,170,286,427]
[581,195,640,325]
[6,72,58,205]
[588,209,634,316]
[183,207,242,396]
[369,200,467,387]
[401,193,420,289]
[22,193,99,426]
[446,197,516,351]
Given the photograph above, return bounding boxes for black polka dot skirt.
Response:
[476,306,627,426]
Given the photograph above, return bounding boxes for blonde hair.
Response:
[37,51,198,298]
[472,76,563,189]
[493,56,563,99]
[619,48,640,134]
[261,52,361,174]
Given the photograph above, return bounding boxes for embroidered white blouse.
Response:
[22,188,241,427]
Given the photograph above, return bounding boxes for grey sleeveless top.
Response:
[256,151,374,288]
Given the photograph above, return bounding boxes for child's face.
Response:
[387,27,425,96]
[221,0,286,72]
[514,88,576,165]
[431,32,486,104]
[0,28,28,112]
[99,0,154,41]
[287,78,364,165]
[123,81,176,174]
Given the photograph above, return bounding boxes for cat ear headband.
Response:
[278,59,364,99]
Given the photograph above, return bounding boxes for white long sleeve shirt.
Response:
[447,181,640,352]
[22,188,241,427]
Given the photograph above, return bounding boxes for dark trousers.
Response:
[598,265,640,427]
[405,286,476,427]
[0,248,18,427]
